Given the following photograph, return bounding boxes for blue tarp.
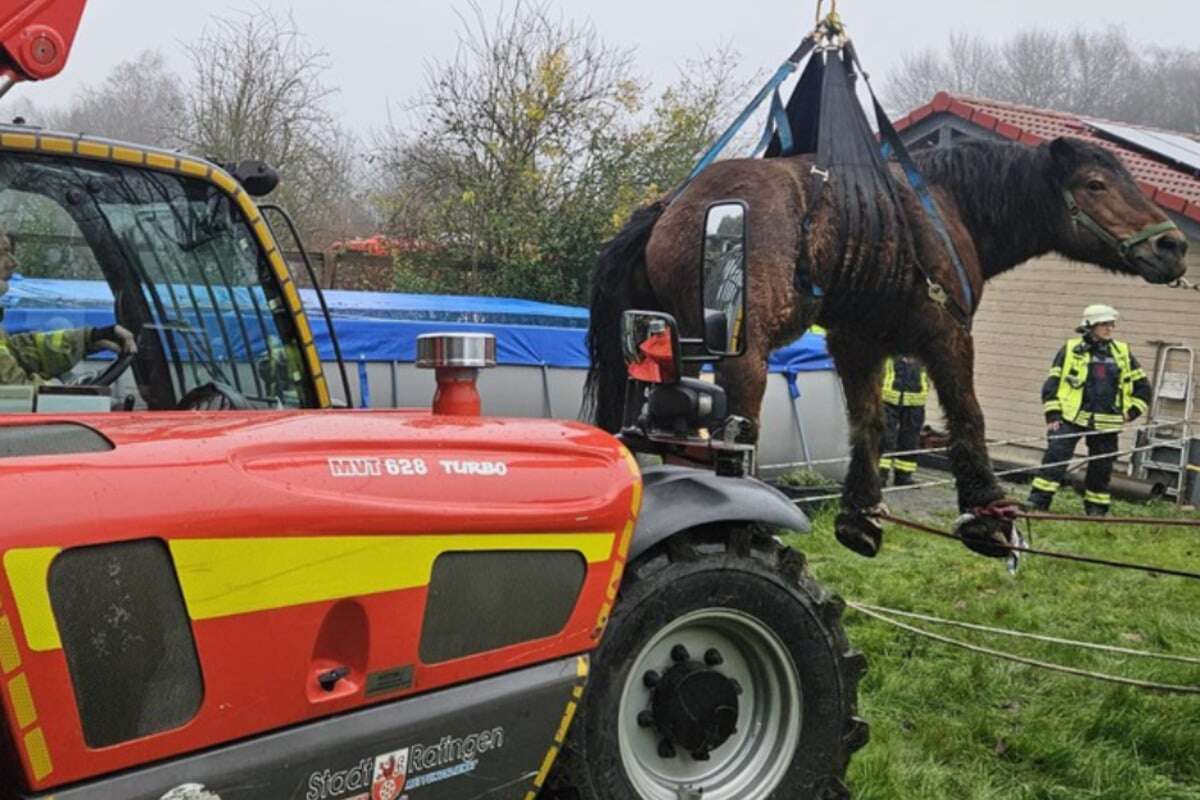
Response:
[0,276,830,372]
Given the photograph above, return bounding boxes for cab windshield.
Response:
[0,151,313,411]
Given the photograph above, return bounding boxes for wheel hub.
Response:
[643,645,740,759]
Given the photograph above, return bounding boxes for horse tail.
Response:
[584,199,667,432]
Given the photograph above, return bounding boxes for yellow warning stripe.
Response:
[6,673,36,730]
[524,655,589,800]
[0,129,329,408]
[0,615,21,673]
[0,587,52,780]
[594,448,643,634]
[3,533,615,651]
[3,549,59,653]
[23,727,52,781]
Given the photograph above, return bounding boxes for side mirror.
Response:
[621,310,681,384]
[700,201,747,356]
[228,160,279,197]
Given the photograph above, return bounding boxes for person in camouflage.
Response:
[0,226,135,385]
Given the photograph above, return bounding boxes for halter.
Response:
[1062,189,1178,262]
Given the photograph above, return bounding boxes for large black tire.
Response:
[547,527,868,800]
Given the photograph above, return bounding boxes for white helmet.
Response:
[1080,304,1119,329]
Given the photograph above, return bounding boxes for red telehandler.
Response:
[0,3,865,798]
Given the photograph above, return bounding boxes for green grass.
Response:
[788,492,1200,799]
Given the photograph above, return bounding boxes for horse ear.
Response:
[1048,137,1081,181]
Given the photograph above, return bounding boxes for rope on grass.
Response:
[768,419,1181,472]
[1018,512,1200,527]
[852,603,1200,665]
[791,436,1189,505]
[847,602,1200,695]
[877,511,1200,581]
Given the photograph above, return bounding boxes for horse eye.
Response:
[1086,179,1107,192]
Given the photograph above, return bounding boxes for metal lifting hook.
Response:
[814,0,839,24]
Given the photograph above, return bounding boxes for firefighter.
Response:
[1027,305,1151,516]
[0,226,135,385]
[879,355,928,486]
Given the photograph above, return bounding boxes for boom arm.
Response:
[0,0,87,99]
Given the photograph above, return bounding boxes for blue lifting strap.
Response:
[682,37,815,186]
[849,47,975,321]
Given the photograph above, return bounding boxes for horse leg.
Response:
[715,347,769,442]
[918,326,1014,557]
[826,331,888,557]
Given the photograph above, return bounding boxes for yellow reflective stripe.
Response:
[76,140,109,159]
[0,132,36,150]
[1129,397,1148,412]
[6,673,37,729]
[524,657,589,800]
[169,533,616,621]
[900,395,927,407]
[878,458,893,470]
[893,459,918,473]
[1048,367,1062,377]
[23,727,52,780]
[1084,491,1112,505]
[0,615,21,673]
[1043,400,1062,412]
[2,549,62,652]
[1031,477,1060,493]
[1127,369,1146,382]
[6,534,618,646]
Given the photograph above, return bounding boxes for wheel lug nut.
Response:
[658,739,676,758]
[731,678,743,695]
[691,749,711,761]
[670,644,690,663]
[637,710,655,728]
[643,670,660,688]
[704,648,723,666]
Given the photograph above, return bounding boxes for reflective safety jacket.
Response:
[0,326,90,385]
[881,356,928,407]
[1042,336,1150,430]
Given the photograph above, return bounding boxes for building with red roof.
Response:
[893,93,1200,483]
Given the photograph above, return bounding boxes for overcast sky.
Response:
[12,0,1200,133]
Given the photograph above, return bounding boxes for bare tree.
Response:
[0,51,183,146]
[178,7,363,247]
[370,2,750,303]
[884,26,1200,135]
[53,51,184,145]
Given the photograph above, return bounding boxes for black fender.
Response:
[629,464,811,560]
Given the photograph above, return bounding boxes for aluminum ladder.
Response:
[1131,341,1195,502]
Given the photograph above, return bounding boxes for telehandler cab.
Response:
[0,4,865,799]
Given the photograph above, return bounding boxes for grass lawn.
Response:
[789,488,1200,799]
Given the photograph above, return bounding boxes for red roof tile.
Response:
[896,93,1200,215]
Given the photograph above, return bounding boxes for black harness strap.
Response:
[847,44,974,328]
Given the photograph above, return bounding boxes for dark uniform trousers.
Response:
[881,404,924,482]
[1028,421,1119,514]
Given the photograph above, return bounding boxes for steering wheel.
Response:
[80,350,136,387]
[177,382,254,411]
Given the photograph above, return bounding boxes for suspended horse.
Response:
[585,22,1188,557]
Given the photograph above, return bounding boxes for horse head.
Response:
[1047,136,1188,284]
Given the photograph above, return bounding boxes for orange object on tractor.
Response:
[0,0,87,97]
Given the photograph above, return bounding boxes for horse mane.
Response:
[911,139,1063,274]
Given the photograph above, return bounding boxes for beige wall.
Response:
[931,246,1200,464]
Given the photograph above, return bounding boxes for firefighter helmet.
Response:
[1080,304,1119,329]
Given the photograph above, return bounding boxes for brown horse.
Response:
[586,136,1188,556]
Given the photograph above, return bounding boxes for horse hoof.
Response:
[953,514,1014,559]
[835,511,883,558]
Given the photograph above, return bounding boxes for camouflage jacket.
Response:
[0,326,90,385]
